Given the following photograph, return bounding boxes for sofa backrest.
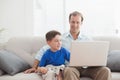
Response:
[4,36,120,66]
[5,37,46,66]
[93,36,120,51]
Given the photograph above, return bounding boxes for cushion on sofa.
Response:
[5,38,36,67]
[107,50,120,72]
[0,50,30,75]
[0,69,5,76]
[6,48,35,67]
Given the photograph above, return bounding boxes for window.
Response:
[34,0,120,36]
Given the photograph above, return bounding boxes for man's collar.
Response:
[65,31,82,39]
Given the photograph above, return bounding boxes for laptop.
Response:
[69,41,109,67]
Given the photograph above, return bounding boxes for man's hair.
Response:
[69,11,84,22]
[46,30,61,41]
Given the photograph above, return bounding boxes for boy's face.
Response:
[47,35,62,52]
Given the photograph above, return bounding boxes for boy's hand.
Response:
[37,67,48,74]
[24,68,36,74]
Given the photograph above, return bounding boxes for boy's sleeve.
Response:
[65,49,70,62]
[38,53,47,67]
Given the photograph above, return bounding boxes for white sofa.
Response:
[0,36,120,80]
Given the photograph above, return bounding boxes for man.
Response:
[25,11,111,80]
[61,11,111,80]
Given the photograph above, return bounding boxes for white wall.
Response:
[114,0,120,36]
[34,0,118,36]
[0,0,120,43]
[33,0,65,36]
[0,0,33,43]
[65,0,115,36]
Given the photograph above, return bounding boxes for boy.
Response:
[36,30,70,80]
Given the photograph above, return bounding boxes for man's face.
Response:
[69,15,82,33]
[47,35,62,52]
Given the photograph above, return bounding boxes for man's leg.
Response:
[63,67,80,80]
[94,67,111,80]
[81,66,112,80]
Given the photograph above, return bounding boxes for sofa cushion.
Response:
[4,37,46,67]
[0,69,5,76]
[0,50,30,75]
[0,73,43,80]
[107,50,120,72]
[5,48,35,67]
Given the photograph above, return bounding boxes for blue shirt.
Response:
[35,32,92,61]
[39,47,70,67]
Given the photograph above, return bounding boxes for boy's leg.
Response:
[43,70,55,80]
[57,70,63,80]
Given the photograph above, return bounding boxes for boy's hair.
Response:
[69,11,84,22]
[46,30,61,41]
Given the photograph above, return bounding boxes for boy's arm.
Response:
[24,56,46,74]
[36,66,48,74]
[24,45,50,73]
[24,59,39,73]
[32,59,40,69]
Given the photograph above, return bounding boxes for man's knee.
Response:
[64,67,72,73]
[94,67,111,80]
[63,67,80,80]
[97,66,111,79]
[64,67,80,76]
[101,67,111,74]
